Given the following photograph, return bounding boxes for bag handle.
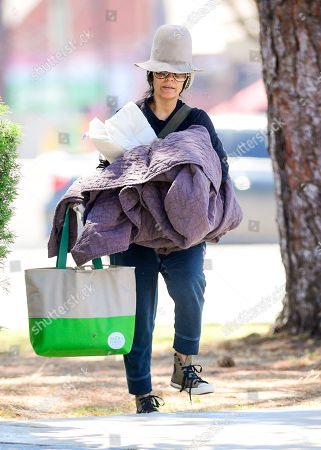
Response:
[56,203,103,269]
[157,104,192,139]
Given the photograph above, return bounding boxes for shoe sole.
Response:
[170,381,215,395]
[136,410,160,414]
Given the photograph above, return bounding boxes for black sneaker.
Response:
[135,394,165,413]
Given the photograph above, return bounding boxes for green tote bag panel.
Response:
[25,203,136,357]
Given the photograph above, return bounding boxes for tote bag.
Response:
[25,203,136,357]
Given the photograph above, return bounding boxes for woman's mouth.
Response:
[162,86,174,90]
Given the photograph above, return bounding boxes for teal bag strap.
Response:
[56,203,103,269]
[157,104,192,139]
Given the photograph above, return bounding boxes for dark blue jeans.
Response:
[109,242,207,395]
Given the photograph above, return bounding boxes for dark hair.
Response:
[142,71,191,100]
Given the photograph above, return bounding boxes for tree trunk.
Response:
[255,0,321,335]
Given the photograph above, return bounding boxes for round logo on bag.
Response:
[107,332,125,349]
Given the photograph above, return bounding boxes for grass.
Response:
[0,327,33,354]
[0,409,19,419]
[307,351,319,360]
[0,323,272,355]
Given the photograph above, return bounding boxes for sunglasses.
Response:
[153,71,188,82]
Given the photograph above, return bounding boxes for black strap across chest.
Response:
[157,104,192,138]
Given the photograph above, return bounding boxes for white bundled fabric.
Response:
[88,101,157,163]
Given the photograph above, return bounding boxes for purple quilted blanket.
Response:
[48,125,243,266]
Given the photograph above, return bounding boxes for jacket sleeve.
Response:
[197,110,229,183]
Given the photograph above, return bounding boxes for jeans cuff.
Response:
[126,373,152,396]
[173,333,200,355]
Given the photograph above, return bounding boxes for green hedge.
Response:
[0,98,22,291]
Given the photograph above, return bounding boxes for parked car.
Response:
[212,113,278,243]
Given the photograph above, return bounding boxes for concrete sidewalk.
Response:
[0,406,320,449]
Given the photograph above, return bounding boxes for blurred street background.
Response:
[0,0,284,330]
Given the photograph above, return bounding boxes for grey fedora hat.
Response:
[134,24,204,89]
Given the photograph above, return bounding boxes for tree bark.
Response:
[255,0,321,335]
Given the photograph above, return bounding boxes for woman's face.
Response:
[152,72,184,100]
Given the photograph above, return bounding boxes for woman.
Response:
[107,24,229,414]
